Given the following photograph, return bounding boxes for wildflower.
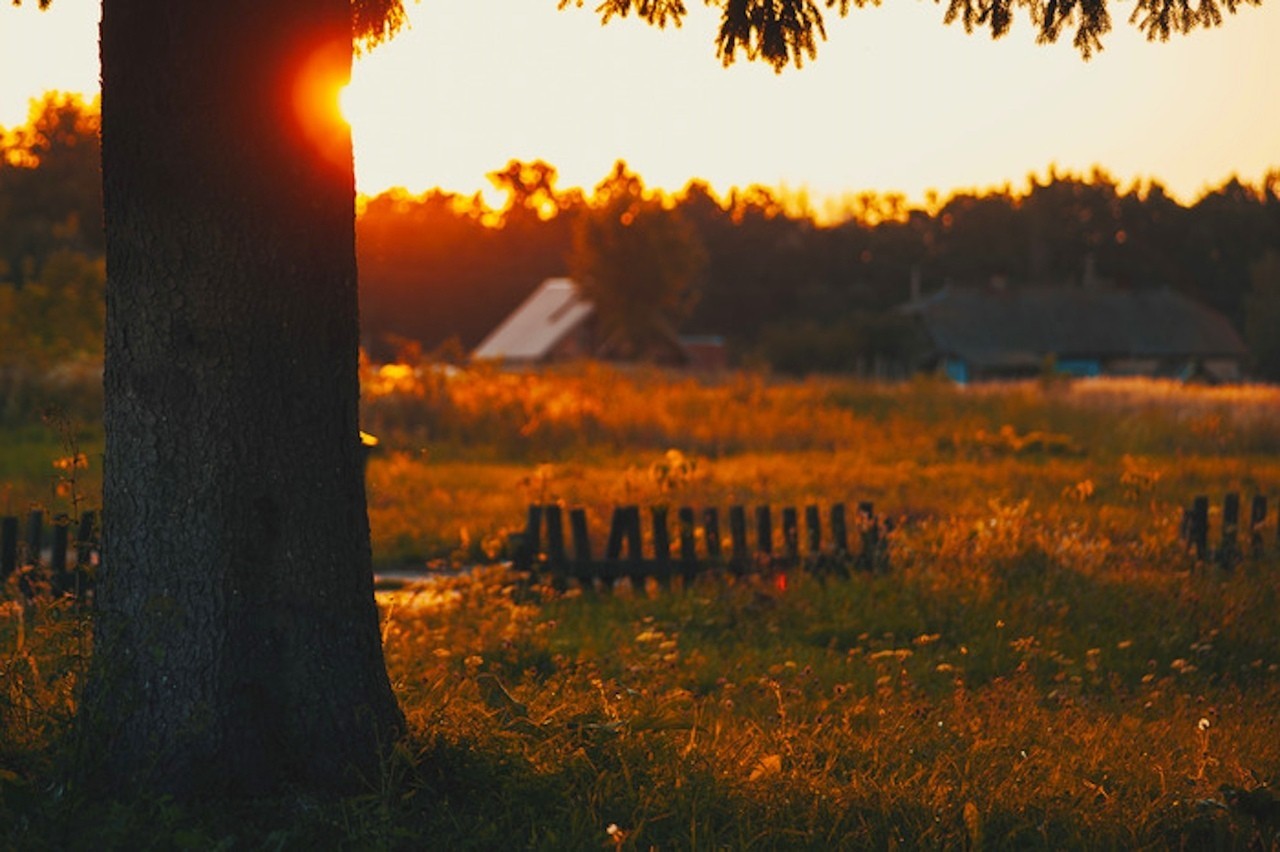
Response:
[1198,717,1211,732]
[52,453,89,471]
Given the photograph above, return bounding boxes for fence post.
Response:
[678,506,697,583]
[652,506,672,586]
[1189,496,1209,561]
[830,503,849,575]
[622,505,644,583]
[782,507,799,564]
[569,508,592,582]
[702,507,722,563]
[729,506,748,574]
[544,504,568,587]
[804,505,821,563]
[545,505,566,566]
[1219,493,1240,569]
[755,505,773,563]
[51,514,70,595]
[1,516,17,580]
[25,509,43,567]
[515,504,543,572]
[1250,496,1267,557]
[605,507,625,561]
[856,502,879,572]
[75,511,96,570]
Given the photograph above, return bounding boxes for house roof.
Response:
[471,278,594,362]
[906,285,1247,368]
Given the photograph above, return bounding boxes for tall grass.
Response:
[3,363,1279,848]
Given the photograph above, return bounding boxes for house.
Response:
[471,278,596,364]
[472,278,727,370]
[901,284,1247,384]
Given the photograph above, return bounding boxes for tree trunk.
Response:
[84,0,402,795]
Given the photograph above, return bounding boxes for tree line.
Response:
[5,94,1280,379]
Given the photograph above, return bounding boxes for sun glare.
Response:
[338,83,355,126]
[290,39,352,168]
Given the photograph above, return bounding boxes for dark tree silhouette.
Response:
[0,94,103,284]
[80,0,405,796]
[569,162,705,360]
[566,0,1261,64]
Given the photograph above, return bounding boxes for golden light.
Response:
[338,83,355,126]
[289,38,352,169]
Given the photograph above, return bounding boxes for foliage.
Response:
[566,0,1262,66]
[2,97,1275,376]
[1244,250,1280,381]
[0,93,103,288]
[569,162,706,361]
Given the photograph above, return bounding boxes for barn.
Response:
[902,284,1248,383]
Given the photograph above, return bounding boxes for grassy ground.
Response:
[3,364,1280,848]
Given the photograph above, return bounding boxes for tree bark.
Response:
[84,0,402,795]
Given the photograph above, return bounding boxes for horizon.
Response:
[3,0,1279,209]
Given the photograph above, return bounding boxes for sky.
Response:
[2,0,1278,210]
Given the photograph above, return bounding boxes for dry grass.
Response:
[2,364,1279,848]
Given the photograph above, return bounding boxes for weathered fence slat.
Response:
[677,507,697,573]
[25,509,43,567]
[651,506,672,585]
[804,505,821,559]
[52,514,69,573]
[756,506,773,557]
[76,511,96,568]
[517,500,889,590]
[622,506,643,568]
[1,516,17,579]
[729,506,748,573]
[1189,496,1209,560]
[545,505,567,571]
[1251,496,1268,556]
[782,507,799,562]
[702,507,722,562]
[830,503,849,556]
[1219,493,1240,568]
[570,508,592,573]
[515,504,543,572]
[604,507,625,561]
[856,502,878,571]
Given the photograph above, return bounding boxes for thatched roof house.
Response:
[902,285,1247,383]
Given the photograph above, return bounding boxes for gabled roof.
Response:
[472,278,594,362]
[906,285,1246,368]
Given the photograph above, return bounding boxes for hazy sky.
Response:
[3,0,1278,208]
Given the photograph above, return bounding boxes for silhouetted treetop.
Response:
[15,0,408,50]
[563,0,1260,64]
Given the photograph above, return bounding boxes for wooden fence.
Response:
[513,501,889,587]
[1,509,98,595]
[1180,493,1276,567]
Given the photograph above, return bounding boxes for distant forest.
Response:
[5,94,1280,377]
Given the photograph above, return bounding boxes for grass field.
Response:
[3,364,1280,848]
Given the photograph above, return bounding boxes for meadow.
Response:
[3,363,1280,848]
